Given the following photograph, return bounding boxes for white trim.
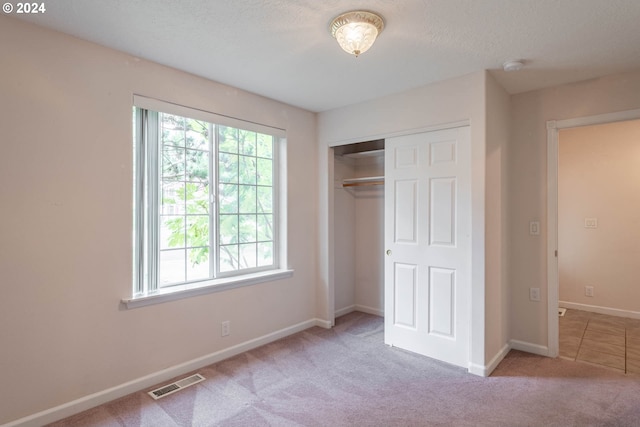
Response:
[468,340,550,377]
[560,301,640,320]
[335,305,384,318]
[486,343,511,376]
[3,317,321,427]
[468,343,510,377]
[547,120,559,358]
[548,109,640,130]
[133,94,286,137]
[327,120,470,148]
[355,304,384,317]
[122,269,294,309]
[509,339,549,357]
[314,318,333,329]
[546,108,640,361]
[335,305,356,317]
[466,363,485,377]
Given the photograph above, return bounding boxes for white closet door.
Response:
[384,126,471,368]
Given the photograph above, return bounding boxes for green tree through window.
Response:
[134,106,279,293]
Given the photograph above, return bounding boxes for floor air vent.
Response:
[148,373,205,400]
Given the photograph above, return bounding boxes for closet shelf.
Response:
[342,176,384,188]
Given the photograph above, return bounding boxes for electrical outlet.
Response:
[221,320,230,337]
[529,287,540,302]
[585,286,594,297]
[584,218,598,229]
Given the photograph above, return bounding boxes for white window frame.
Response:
[124,96,291,308]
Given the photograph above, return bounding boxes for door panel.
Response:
[395,180,418,243]
[430,177,456,246]
[429,267,455,337]
[394,263,417,328]
[384,126,470,369]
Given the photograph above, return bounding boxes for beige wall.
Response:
[333,157,356,312]
[510,71,640,346]
[353,157,384,313]
[559,120,640,312]
[0,17,318,425]
[485,72,511,361]
[332,155,385,316]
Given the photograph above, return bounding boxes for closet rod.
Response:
[342,176,384,188]
[343,181,384,188]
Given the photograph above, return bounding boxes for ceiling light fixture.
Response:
[330,11,384,57]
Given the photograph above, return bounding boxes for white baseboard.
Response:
[4,318,321,427]
[335,304,383,318]
[559,301,640,319]
[354,304,384,317]
[334,305,356,317]
[314,318,333,329]
[509,339,549,357]
[469,340,551,377]
[467,343,510,377]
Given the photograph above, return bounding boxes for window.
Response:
[132,97,286,301]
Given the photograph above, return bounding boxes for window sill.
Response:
[121,269,294,309]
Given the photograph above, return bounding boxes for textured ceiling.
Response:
[14,0,640,112]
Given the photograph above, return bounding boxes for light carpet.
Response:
[49,312,640,426]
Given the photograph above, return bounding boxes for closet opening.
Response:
[332,139,385,320]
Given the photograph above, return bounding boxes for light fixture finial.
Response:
[330,11,384,57]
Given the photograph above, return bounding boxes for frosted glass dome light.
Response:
[330,11,384,57]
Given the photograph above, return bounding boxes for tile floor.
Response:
[559,308,640,374]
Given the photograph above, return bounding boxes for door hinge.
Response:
[555,250,558,257]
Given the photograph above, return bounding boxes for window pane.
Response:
[162,113,185,131]
[257,158,272,186]
[162,114,185,147]
[239,243,257,269]
[239,130,257,156]
[258,242,273,266]
[239,156,257,185]
[136,107,280,293]
[186,149,209,183]
[162,147,185,181]
[219,214,238,244]
[219,153,238,183]
[186,119,209,150]
[239,215,257,243]
[187,248,209,281]
[219,183,238,214]
[187,215,209,248]
[160,249,185,286]
[257,214,272,241]
[185,182,209,215]
[219,126,238,153]
[161,216,185,249]
[220,245,238,272]
[163,129,185,148]
[257,133,273,159]
[162,182,185,215]
[257,186,272,214]
[239,185,257,213]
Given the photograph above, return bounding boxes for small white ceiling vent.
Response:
[148,373,205,400]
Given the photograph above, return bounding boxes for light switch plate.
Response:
[529,221,540,235]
